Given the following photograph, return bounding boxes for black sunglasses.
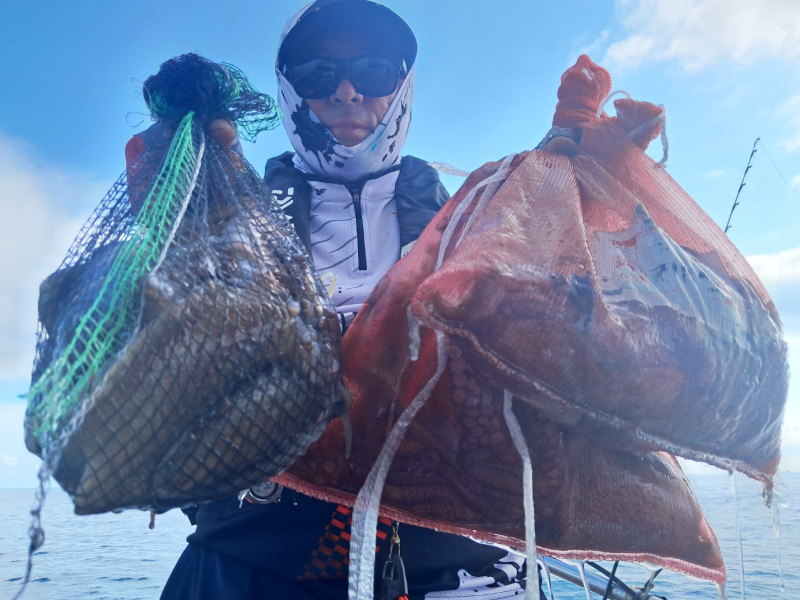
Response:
[286,55,404,100]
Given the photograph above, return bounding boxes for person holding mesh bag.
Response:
[126,2,559,598]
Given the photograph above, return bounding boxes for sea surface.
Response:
[1,473,798,600]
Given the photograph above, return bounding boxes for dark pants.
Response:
[160,544,348,600]
[162,543,548,600]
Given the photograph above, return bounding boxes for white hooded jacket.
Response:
[274,0,421,323]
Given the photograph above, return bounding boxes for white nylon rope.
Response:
[436,153,517,270]
[348,331,450,600]
[596,89,668,166]
[428,162,470,177]
[503,390,539,600]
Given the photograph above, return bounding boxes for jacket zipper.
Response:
[351,187,368,271]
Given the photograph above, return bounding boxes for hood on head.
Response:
[277,0,417,72]
[274,0,417,181]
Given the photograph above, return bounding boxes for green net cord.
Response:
[221,62,281,142]
[30,112,205,451]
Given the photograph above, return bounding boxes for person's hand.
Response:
[124,118,242,169]
[124,118,244,210]
[207,118,238,150]
[537,126,582,156]
[208,118,244,170]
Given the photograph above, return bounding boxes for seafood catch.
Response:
[24,54,346,515]
[275,55,787,584]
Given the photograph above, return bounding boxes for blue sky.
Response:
[1,0,799,487]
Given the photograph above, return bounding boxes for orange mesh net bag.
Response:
[408,55,787,480]
[276,55,788,590]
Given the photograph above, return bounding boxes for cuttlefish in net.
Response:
[24,54,347,515]
[275,55,787,595]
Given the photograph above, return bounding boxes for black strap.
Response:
[298,163,402,187]
[587,560,636,598]
[600,560,619,600]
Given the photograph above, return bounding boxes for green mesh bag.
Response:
[23,54,346,515]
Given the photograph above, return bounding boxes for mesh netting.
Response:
[23,54,344,515]
[409,56,787,482]
[142,54,281,143]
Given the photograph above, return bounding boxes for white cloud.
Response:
[747,247,800,339]
[0,404,41,488]
[1,454,19,467]
[747,245,800,290]
[0,132,106,379]
[603,0,800,72]
[791,175,800,189]
[778,94,800,153]
[576,28,612,60]
[784,424,800,446]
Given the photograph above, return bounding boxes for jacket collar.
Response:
[264,152,448,252]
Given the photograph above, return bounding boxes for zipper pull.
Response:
[381,523,408,600]
[351,188,367,271]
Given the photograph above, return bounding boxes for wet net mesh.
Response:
[24,54,345,516]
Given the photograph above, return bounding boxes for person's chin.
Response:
[330,126,372,147]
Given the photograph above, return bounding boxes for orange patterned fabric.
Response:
[299,505,393,581]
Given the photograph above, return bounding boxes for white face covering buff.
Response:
[275,3,415,182]
[275,70,414,182]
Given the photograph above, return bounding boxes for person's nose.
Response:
[331,74,363,104]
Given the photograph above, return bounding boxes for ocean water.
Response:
[1,473,797,599]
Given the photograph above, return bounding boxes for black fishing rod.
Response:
[724,138,759,234]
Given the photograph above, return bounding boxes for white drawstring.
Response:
[503,390,539,600]
[626,104,668,166]
[596,89,669,167]
[595,89,632,118]
[428,162,470,177]
[435,154,517,271]
[348,331,450,600]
